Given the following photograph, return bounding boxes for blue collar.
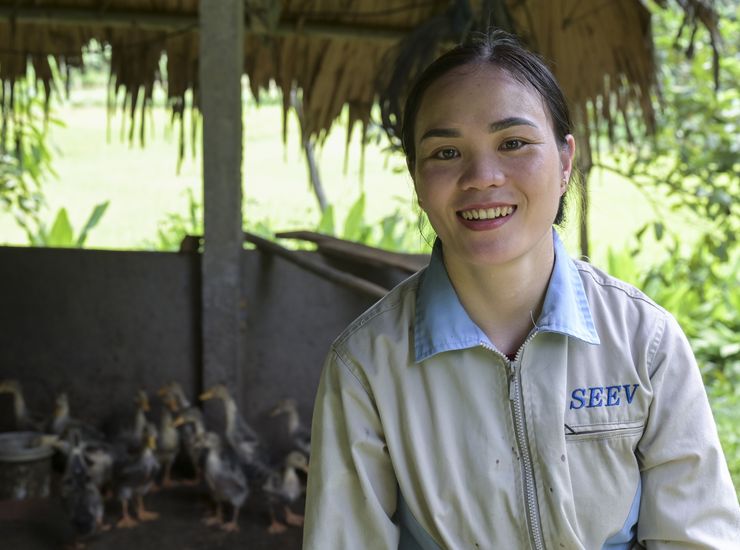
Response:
[414,229,600,362]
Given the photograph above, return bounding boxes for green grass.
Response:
[0,82,692,270]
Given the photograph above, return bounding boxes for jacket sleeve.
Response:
[636,313,740,548]
[303,347,400,550]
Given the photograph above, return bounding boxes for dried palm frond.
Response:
[0,0,721,169]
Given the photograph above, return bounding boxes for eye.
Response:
[432,147,459,160]
[500,139,526,151]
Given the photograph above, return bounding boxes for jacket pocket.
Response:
[564,419,644,443]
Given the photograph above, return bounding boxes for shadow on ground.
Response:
[0,483,303,549]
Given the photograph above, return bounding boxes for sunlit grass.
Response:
[0,82,694,272]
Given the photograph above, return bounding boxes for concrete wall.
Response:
[0,246,405,445]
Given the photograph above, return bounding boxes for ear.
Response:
[559,134,576,193]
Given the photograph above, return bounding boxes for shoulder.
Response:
[334,270,422,348]
[572,259,691,364]
[332,269,425,349]
[326,270,422,380]
[573,259,666,316]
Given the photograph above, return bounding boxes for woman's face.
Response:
[413,64,574,269]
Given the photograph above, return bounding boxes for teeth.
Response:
[461,206,514,220]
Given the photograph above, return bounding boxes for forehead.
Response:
[414,64,550,134]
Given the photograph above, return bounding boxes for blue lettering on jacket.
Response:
[588,387,604,408]
[569,384,640,409]
[605,385,621,406]
[623,384,639,404]
[569,388,587,410]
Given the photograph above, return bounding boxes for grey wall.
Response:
[0,246,403,445]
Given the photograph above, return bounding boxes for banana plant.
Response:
[22,201,109,248]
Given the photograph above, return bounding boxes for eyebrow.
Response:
[419,117,537,142]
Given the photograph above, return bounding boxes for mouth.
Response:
[458,205,515,222]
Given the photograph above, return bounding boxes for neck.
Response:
[444,233,555,356]
[223,398,237,432]
[134,408,147,436]
[174,388,191,409]
[286,410,299,434]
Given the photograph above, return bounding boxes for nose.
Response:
[458,151,505,190]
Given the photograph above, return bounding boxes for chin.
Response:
[461,242,519,266]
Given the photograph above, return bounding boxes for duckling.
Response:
[108,389,154,454]
[155,407,180,488]
[52,432,114,498]
[158,382,204,485]
[196,430,249,533]
[0,379,45,431]
[49,393,106,442]
[199,384,261,465]
[262,451,309,534]
[82,442,115,497]
[172,407,206,439]
[269,398,311,457]
[133,390,151,442]
[112,423,160,528]
[158,382,197,415]
[61,429,110,548]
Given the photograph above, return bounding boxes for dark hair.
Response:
[401,30,575,225]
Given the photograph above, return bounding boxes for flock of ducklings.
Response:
[0,379,310,547]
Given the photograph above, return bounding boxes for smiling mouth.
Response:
[458,206,515,220]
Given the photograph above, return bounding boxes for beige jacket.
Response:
[303,232,740,549]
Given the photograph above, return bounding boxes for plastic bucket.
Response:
[0,432,54,500]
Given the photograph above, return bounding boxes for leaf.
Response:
[317,205,335,235]
[76,201,110,247]
[343,193,366,242]
[653,221,664,241]
[607,246,638,284]
[47,208,74,247]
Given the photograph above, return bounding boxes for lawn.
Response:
[0,83,687,270]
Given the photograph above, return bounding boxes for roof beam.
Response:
[0,6,407,42]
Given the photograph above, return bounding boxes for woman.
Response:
[303,31,740,549]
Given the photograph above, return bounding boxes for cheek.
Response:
[414,175,448,214]
[415,162,458,193]
[413,168,438,204]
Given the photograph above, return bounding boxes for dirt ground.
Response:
[0,483,304,549]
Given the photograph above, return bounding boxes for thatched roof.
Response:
[0,0,719,164]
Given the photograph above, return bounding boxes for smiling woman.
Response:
[410,64,574,355]
[302,30,740,550]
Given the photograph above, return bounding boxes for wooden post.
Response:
[199,0,244,403]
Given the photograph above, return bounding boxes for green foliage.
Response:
[0,77,61,230]
[608,233,739,387]
[600,3,738,264]
[22,201,110,247]
[145,188,202,250]
[144,190,276,251]
[317,204,336,235]
[708,381,740,495]
[147,189,434,255]
[343,193,371,243]
[327,193,433,253]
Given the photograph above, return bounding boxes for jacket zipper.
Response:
[512,331,545,550]
[483,332,545,550]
